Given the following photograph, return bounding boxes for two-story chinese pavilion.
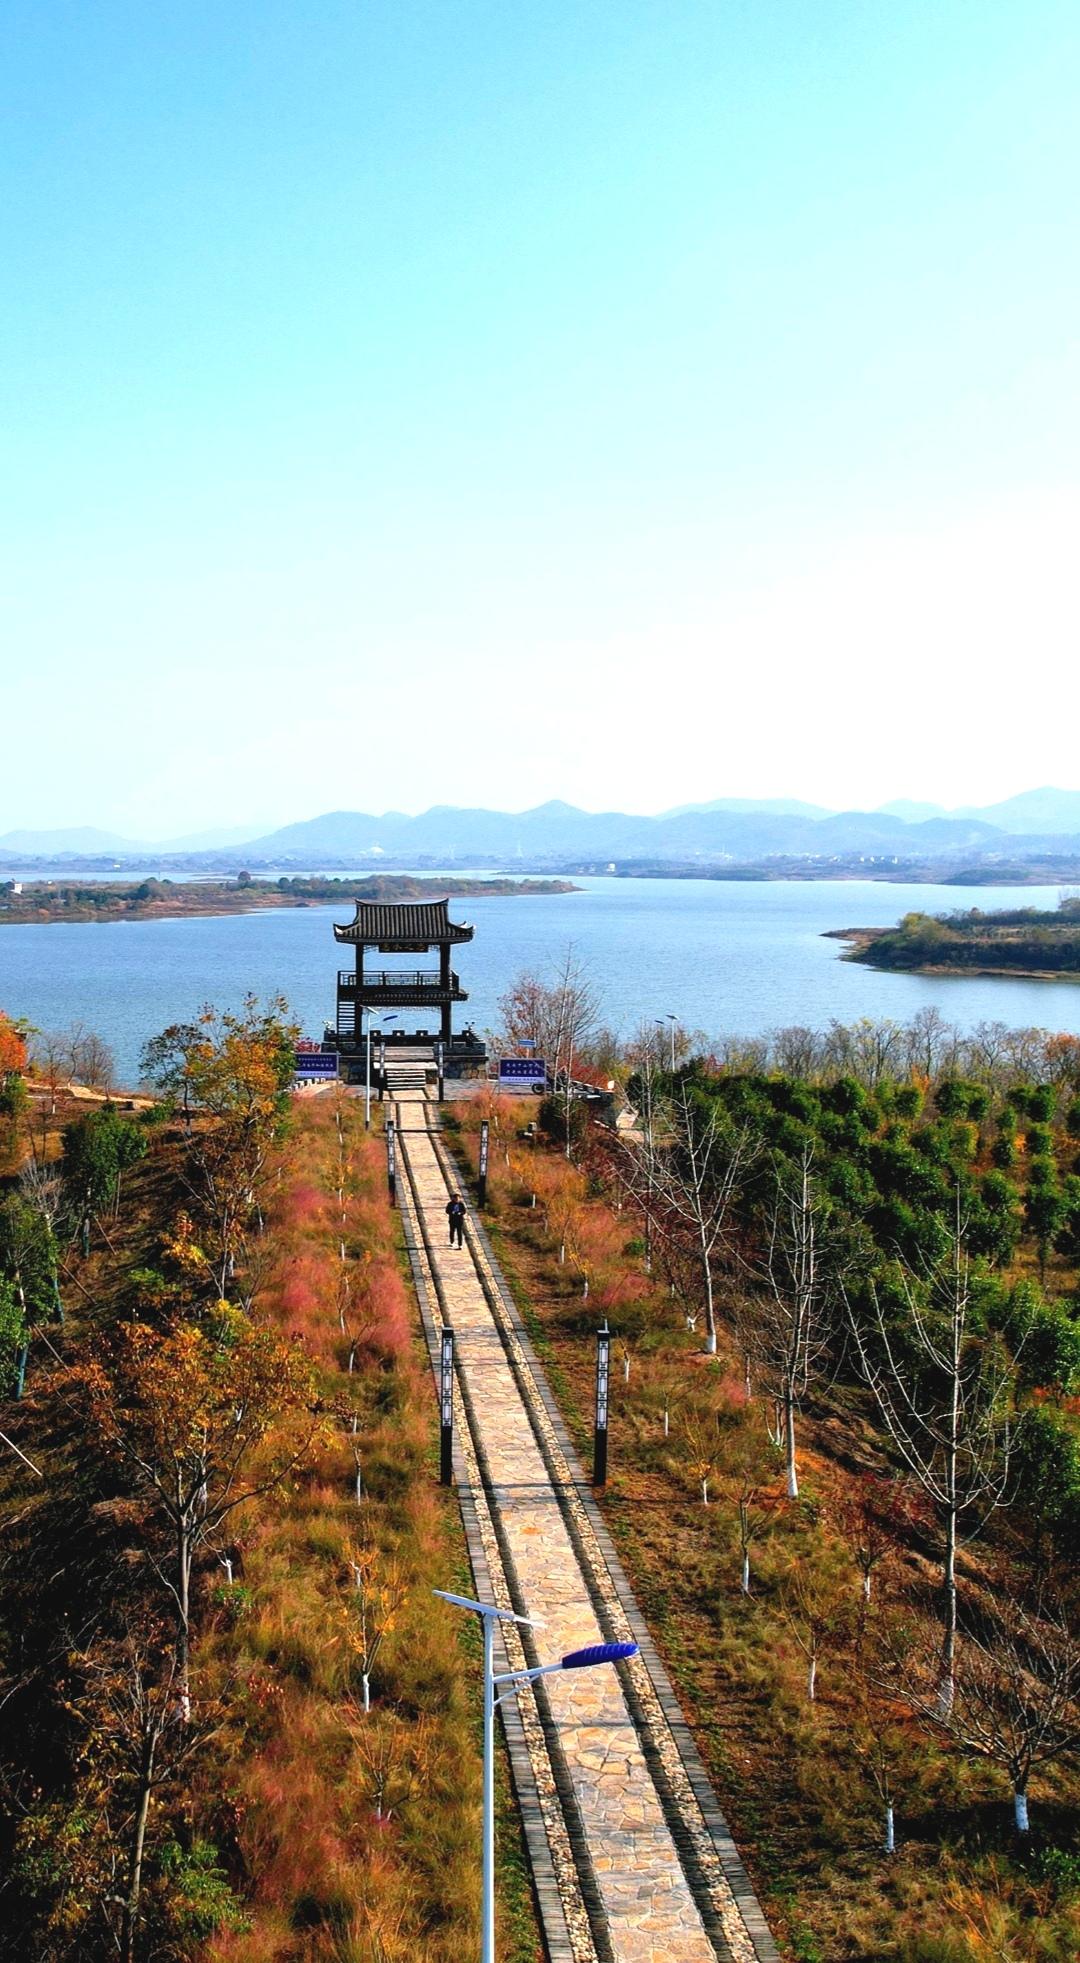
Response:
[325,897,486,1083]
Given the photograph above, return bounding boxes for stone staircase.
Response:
[382,1059,433,1094]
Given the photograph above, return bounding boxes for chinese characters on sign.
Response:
[498,1057,546,1091]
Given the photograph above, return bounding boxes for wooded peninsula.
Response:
[832,899,1080,977]
[0,873,577,926]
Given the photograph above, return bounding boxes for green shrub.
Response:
[157,1838,250,1939]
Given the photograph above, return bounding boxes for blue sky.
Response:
[2,1,1078,836]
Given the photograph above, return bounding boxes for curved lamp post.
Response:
[434,1587,638,1963]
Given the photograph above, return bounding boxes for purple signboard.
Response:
[498,1057,546,1092]
[294,1050,340,1080]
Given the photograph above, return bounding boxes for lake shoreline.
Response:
[826,925,1080,983]
[0,874,579,928]
[6,878,1080,1088]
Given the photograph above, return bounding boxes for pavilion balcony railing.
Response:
[327,1024,487,1050]
[337,969,461,992]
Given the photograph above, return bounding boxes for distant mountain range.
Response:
[0,822,271,856]
[874,790,1080,835]
[5,788,1080,868]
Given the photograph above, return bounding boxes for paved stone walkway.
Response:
[392,1093,777,1963]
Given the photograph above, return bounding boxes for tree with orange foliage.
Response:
[80,1308,316,1719]
[0,1010,29,1085]
[0,1011,30,1166]
[147,997,299,1296]
[343,1544,409,1713]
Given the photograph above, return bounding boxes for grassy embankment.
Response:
[442,1092,1080,1963]
[0,1091,540,1963]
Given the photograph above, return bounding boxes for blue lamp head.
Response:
[560,1641,638,1671]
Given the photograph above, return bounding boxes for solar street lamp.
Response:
[656,1013,678,1071]
[365,1011,397,1128]
[434,1588,638,1963]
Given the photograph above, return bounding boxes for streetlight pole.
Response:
[434,1588,637,1963]
[365,1011,397,1129]
[657,1014,677,1072]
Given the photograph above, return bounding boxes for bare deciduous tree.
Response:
[497,945,599,1090]
[847,1204,1012,1713]
[752,1144,836,1499]
[69,1027,116,1095]
[623,1085,756,1355]
[29,1028,70,1123]
[885,1594,1080,1833]
[723,1426,776,1595]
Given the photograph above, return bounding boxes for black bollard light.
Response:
[593,1320,611,1487]
[478,1119,489,1207]
[440,1326,455,1485]
[386,1119,396,1204]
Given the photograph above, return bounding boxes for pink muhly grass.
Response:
[278,1181,329,1231]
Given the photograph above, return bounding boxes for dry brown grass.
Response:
[444,1110,1080,1963]
[196,1096,539,1962]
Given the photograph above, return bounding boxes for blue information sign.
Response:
[499,1057,546,1089]
[294,1051,340,1079]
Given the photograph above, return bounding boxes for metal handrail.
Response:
[337,968,460,990]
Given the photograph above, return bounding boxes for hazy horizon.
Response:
[6,782,1080,852]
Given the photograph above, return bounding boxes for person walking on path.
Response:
[446,1193,467,1248]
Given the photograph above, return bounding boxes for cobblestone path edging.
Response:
[391,1093,779,1963]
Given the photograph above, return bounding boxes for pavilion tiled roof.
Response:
[333,898,474,946]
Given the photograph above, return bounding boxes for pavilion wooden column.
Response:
[440,941,452,1044]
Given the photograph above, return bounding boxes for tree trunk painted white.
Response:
[785,1392,799,1500]
[806,1655,816,1701]
[862,1569,872,1602]
[702,1258,717,1354]
[623,1356,630,1382]
[219,1555,233,1584]
[582,1277,589,1298]
[701,1478,709,1505]
[348,1345,356,1373]
[362,1671,371,1713]
[937,1497,957,1716]
[355,1463,363,1502]
[884,1804,895,1854]
[559,1242,565,1264]
[663,1407,669,1437]
[1014,1788,1030,1833]
[741,1551,751,1595]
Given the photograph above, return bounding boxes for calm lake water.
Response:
[1,878,1078,1086]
